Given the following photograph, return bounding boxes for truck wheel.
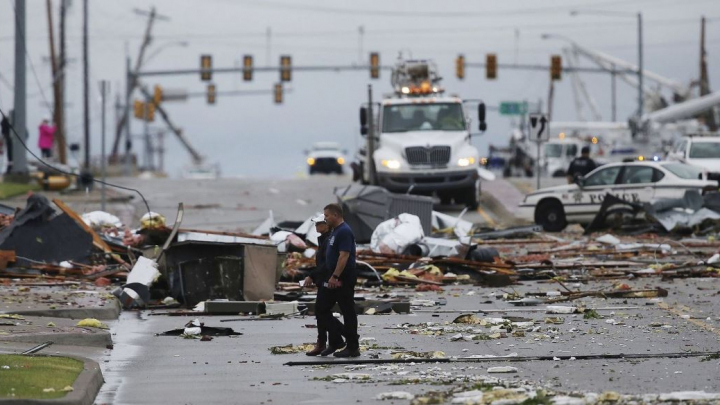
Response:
[457,185,479,210]
[535,200,567,232]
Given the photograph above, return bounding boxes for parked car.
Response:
[518,161,718,231]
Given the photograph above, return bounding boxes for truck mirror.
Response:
[360,107,368,135]
[478,103,487,132]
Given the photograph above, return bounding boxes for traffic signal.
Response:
[133,99,144,119]
[200,54,212,81]
[243,55,253,81]
[274,83,283,104]
[550,55,562,80]
[486,54,497,79]
[370,52,380,79]
[146,102,155,122]
[153,85,162,105]
[280,55,291,82]
[456,54,465,80]
[207,84,216,105]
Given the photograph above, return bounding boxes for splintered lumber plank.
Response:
[52,198,113,254]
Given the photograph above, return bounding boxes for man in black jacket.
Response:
[567,146,597,183]
[303,214,344,356]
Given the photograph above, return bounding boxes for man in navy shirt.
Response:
[317,203,360,358]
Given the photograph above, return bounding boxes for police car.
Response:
[518,161,718,232]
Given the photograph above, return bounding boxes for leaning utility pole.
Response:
[112,7,165,160]
[11,0,28,177]
[137,83,203,164]
[46,0,67,164]
[82,0,90,172]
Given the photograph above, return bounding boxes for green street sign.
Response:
[500,101,528,116]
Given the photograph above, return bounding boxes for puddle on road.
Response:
[95,311,147,404]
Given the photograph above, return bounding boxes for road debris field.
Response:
[1,177,720,404]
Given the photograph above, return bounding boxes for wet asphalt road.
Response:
[104,174,499,232]
[95,279,720,404]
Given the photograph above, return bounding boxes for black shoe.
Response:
[333,347,360,358]
[320,343,345,357]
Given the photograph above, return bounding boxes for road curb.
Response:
[0,331,112,348]
[7,300,121,321]
[479,191,526,226]
[0,354,103,405]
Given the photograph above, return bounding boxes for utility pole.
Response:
[157,130,165,173]
[366,84,376,186]
[358,26,364,65]
[82,0,90,176]
[46,0,66,164]
[700,16,718,131]
[11,0,28,178]
[100,81,108,211]
[266,27,272,67]
[611,63,617,121]
[637,12,644,118]
[58,0,67,163]
[143,100,149,170]
[124,56,132,175]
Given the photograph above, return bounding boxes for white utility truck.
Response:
[353,58,487,208]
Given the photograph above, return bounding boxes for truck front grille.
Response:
[405,146,451,165]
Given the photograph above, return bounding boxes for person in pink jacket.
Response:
[38,119,56,158]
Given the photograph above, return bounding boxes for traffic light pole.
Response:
[465,62,635,75]
[134,64,392,78]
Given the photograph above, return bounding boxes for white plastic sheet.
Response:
[81,211,122,229]
[370,214,425,254]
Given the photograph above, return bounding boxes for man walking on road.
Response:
[318,203,360,358]
[303,214,345,356]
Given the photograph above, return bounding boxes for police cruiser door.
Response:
[568,166,622,223]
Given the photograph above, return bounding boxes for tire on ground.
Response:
[535,199,567,232]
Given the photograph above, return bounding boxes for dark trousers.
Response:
[315,286,344,344]
[41,148,52,158]
[316,277,359,350]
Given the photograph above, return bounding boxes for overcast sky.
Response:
[1,0,719,178]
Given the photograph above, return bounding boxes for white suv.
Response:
[667,135,720,173]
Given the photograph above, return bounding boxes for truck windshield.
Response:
[382,103,465,133]
[544,144,563,158]
[689,142,720,158]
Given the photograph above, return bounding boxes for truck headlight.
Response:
[307,157,316,166]
[458,157,476,167]
[337,157,345,165]
[381,159,401,170]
